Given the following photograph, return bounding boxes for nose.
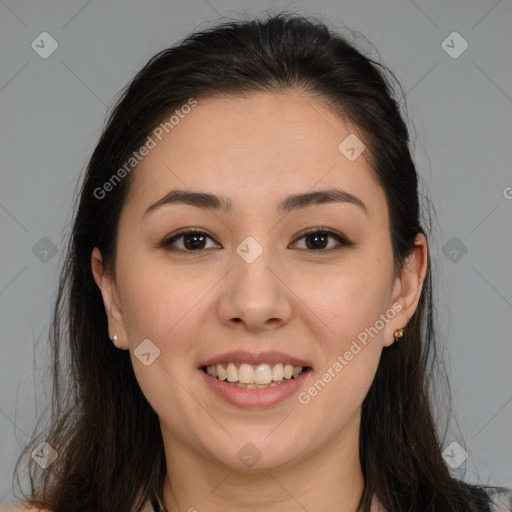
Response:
[217,248,293,332]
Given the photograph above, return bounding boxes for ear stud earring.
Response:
[393,328,404,340]
[111,334,128,351]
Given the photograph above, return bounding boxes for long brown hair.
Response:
[12,11,508,512]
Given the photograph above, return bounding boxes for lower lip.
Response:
[200,368,312,408]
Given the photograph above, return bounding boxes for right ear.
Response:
[91,247,129,350]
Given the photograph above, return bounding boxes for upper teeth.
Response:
[205,363,304,385]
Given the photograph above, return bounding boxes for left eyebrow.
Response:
[143,188,368,218]
[278,189,368,215]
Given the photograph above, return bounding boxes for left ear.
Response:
[383,233,429,347]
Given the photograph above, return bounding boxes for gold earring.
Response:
[393,328,404,340]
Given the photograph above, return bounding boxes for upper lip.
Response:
[199,350,312,369]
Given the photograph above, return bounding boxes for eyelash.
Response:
[159,226,353,253]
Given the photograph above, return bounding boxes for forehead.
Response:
[123,91,386,219]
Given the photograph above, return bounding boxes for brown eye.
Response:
[161,229,220,252]
[292,227,353,251]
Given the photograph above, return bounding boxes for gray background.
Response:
[1,0,511,506]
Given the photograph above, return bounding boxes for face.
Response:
[92,91,426,473]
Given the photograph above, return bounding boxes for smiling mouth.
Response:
[202,362,310,388]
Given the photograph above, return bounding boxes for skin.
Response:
[91,91,428,512]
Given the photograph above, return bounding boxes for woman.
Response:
[6,12,509,512]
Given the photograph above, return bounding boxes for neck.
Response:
[160,413,365,512]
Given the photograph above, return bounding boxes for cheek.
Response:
[300,274,387,425]
[306,247,392,390]
[116,246,210,345]
[313,263,392,342]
